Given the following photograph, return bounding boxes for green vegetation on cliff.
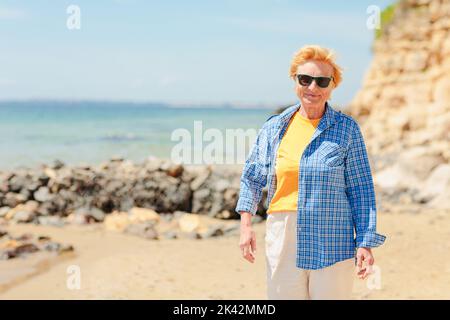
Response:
[375,2,397,40]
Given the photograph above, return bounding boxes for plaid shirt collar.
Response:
[274,101,342,143]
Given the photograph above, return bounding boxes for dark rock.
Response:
[36,201,56,216]
[60,243,74,253]
[0,250,16,260]
[166,164,184,178]
[51,159,65,170]
[14,243,40,255]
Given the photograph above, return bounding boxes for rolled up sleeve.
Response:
[235,122,271,216]
[344,122,386,248]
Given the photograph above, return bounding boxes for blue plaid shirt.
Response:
[235,102,386,270]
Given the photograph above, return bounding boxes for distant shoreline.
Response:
[0,99,285,110]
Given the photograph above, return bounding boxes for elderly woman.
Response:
[236,45,386,300]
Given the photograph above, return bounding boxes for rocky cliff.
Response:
[348,0,450,210]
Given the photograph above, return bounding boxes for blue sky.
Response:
[0,0,394,107]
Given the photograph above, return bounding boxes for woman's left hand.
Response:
[356,247,374,280]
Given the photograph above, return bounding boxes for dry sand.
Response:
[0,207,449,300]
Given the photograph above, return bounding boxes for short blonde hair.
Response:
[289,45,343,88]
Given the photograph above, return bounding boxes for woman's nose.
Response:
[308,80,318,90]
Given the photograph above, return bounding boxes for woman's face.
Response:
[295,60,335,109]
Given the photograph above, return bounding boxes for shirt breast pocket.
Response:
[318,143,346,167]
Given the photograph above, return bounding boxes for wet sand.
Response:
[0,208,449,299]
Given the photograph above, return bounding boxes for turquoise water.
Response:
[0,101,274,171]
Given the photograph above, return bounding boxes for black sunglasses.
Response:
[296,74,333,88]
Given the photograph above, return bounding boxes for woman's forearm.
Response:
[239,211,253,227]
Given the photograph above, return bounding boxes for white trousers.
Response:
[265,211,355,300]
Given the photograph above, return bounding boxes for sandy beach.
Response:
[1,206,449,300]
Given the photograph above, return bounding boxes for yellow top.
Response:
[267,110,322,214]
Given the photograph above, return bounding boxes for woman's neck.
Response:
[298,103,326,120]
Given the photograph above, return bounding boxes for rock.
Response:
[190,169,211,191]
[33,187,53,202]
[104,211,131,232]
[0,207,10,218]
[23,200,39,213]
[72,206,105,223]
[0,231,73,259]
[3,192,27,208]
[162,230,178,239]
[178,214,200,233]
[0,158,244,223]
[223,223,240,234]
[421,164,450,198]
[419,164,450,209]
[124,222,158,240]
[42,242,74,253]
[67,212,90,225]
[14,243,40,255]
[42,241,61,252]
[347,0,450,207]
[36,202,56,216]
[12,210,36,223]
[374,163,420,190]
[110,156,124,162]
[51,159,65,170]
[0,250,16,260]
[37,216,65,227]
[7,200,40,223]
[14,233,35,241]
[214,179,230,192]
[166,164,184,178]
[0,229,8,238]
[59,243,74,253]
[129,207,160,223]
[178,231,201,240]
[200,224,225,238]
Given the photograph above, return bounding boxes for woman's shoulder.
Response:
[335,110,361,133]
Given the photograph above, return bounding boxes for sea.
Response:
[0,101,276,171]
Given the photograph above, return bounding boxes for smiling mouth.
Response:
[305,93,320,98]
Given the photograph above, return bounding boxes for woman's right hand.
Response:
[239,212,257,263]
